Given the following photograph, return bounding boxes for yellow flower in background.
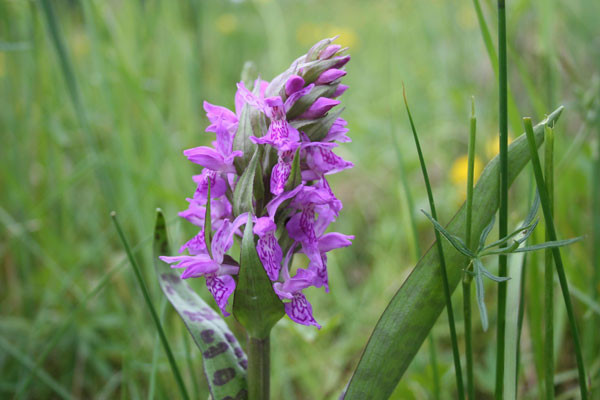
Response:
[450,155,483,186]
[215,13,238,35]
[296,22,324,47]
[296,23,358,49]
[325,26,358,49]
[485,134,513,159]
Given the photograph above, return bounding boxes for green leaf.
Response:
[513,237,583,253]
[233,146,263,216]
[474,259,489,332]
[343,106,563,400]
[153,210,248,400]
[233,215,285,339]
[421,210,475,258]
[478,215,496,251]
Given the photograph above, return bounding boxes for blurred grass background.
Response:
[1,0,599,398]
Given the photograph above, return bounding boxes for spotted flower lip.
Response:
[162,37,353,327]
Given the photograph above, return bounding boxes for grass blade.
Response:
[524,117,588,399]
[402,87,465,399]
[344,107,563,400]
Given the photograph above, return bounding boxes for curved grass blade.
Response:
[153,209,248,400]
[421,210,475,258]
[524,118,588,399]
[343,107,563,400]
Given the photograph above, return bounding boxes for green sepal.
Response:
[204,180,213,257]
[300,58,342,84]
[292,107,344,142]
[233,215,285,339]
[153,210,248,399]
[286,84,337,120]
[233,84,267,172]
[233,146,263,217]
[284,148,302,192]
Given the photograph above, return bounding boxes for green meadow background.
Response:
[1,0,598,398]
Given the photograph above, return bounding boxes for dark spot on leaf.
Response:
[200,329,215,343]
[203,342,228,358]
[213,368,235,386]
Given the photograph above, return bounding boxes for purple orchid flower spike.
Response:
[164,37,353,330]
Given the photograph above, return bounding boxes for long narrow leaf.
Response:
[153,209,248,399]
[111,212,190,400]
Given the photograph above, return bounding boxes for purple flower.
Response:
[183,146,242,174]
[273,249,321,328]
[298,97,340,120]
[253,217,283,281]
[160,213,248,315]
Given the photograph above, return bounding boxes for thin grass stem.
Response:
[391,126,440,400]
[495,1,509,398]
[544,126,555,399]
[464,98,477,400]
[403,86,465,399]
[111,212,191,400]
[524,117,588,400]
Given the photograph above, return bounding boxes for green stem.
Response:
[248,336,270,400]
[403,87,465,399]
[544,126,555,399]
[111,213,190,400]
[524,118,588,400]
[464,99,477,400]
[495,1,509,398]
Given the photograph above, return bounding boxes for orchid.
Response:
[160,37,353,330]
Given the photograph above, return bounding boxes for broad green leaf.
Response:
[153,210,248,399]
[233,215,285,339]
[233,146,263,217]
[343,106,563,400]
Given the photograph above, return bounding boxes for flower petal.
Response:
[285,293,321,329]
[206,275,236,316]
[256,233,283,281]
